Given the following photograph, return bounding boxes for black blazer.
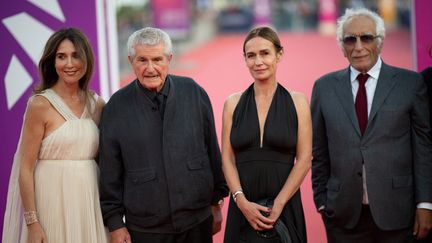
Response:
[99,75,228,232]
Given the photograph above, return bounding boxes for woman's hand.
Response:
[267,199,284,222]
[236,196,275,231]
[27,222,47,243]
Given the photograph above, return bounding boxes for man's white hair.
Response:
[127,27,173,58]
[336,8,385,48]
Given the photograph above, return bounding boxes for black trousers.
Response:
[129,216,213,243]
[324,205,415,243]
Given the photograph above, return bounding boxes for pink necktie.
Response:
[355,73,369,135]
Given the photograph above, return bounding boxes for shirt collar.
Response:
[136,76,171,100]
[158,76,170,97]
[350,57,382,82]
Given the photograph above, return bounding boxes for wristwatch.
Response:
[318,205,325,214]
[216,199,224,208]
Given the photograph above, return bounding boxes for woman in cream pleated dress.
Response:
[2,28,108,243]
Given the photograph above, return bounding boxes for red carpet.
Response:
[121,30,413,243]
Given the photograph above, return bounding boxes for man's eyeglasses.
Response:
[342,34,380,46]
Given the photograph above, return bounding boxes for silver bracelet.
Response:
[232,190,244,202]
[24,211,38,225]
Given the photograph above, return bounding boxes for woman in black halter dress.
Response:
[222,27,312,243]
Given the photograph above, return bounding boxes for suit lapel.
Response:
[367,63,397,127]
[333,67,362,136]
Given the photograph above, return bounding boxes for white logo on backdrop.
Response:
[2,0,65,110]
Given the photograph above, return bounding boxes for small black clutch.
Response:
[255,198,292,243]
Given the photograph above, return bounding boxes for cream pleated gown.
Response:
[19,89,108,243]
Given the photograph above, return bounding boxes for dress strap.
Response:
[37,89,76,120]
[232,84,254,127]
[88,91,99,115]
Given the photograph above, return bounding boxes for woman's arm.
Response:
[221,93,242,200]
[269,92,312,221]
[19,96,49,243]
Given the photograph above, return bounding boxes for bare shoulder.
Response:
[25,95,51,122]
[90,96,106,125]
[224,92,243,111]
[289,91,311,118]
[96,96,106,111]
[87,90,105,107]
[27,95,51,113]
[223,92,242,128]
[289,91,311,126]
[289,91,309,106]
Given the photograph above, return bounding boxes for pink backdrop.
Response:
[413,0,432,71]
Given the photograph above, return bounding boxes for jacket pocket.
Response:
[325,178,341,217]
[124,168,161,217]
[128,169,156,184]
[187,157,205,170]
[183,153,214,206]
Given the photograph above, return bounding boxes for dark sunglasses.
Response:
[342,34,380,46]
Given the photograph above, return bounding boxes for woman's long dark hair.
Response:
[35,28,94,93]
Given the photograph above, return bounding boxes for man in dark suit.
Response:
[99,27,229,243]
[311,8,432,243]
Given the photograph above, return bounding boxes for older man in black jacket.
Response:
[99,27,229,243]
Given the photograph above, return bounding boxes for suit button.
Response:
[151,106,157,111]
[357,172,362,177]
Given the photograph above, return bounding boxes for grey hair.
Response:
[336,8,385,48]
[127,27,173,58]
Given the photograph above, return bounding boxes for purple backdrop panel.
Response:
[318,0,337,22]
[0,0,101,238]
[253,0,272,26]
[413,0,432,71]
[151,0,190,40]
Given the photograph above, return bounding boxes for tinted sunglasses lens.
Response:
[343,36,357,45]
[360,34,375,43]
